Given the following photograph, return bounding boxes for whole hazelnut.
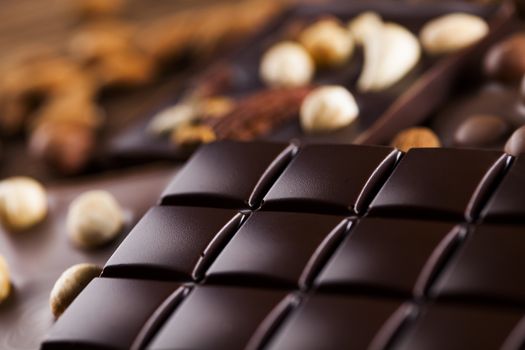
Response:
[300,85,359,133]
[29,121,95,175]
[259,41,314,88]
[419,13,488,55]
[299,18,354,67]
[0,177,48,231]
[0,256,11,303]
[391,127,441,152]
[484,34,525,83]
[67,190,124,249]
[348,11,383,45]
[49,263,102,318]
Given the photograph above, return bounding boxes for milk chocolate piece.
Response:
[484,33,525,83]
[453,114,508,147]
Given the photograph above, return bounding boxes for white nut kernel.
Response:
[354,16,420,92]
[300,85,359,133]
[67,190,124,249]
[299,18,354,67]
[0,177,48,231]
[259,41,314,88]
[0,256,11,303]
[147,103,196,136]
[420,13,488,55]
[348,11,383,45]
[49,263,102,318]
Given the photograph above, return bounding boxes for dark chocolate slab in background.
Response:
[109,0,508,163]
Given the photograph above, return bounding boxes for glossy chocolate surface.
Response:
[262,144,399,214]
[369,148,507,221]
[41,141,525,349]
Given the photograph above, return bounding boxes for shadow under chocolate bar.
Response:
[108,0,510,164]
[43,140,525,349]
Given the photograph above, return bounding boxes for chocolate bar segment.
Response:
[432,224,525,305]
[103,206,241,281]
[482,157,525,222]
[205,211,346,287]
[262,144,400,214]
[146,285,287,349]
[369,148,507,221]
[266,294,404,350]
[316,218,463,296]
[160,141,295,208]
[42,278,179,350]
[392,303,523,350]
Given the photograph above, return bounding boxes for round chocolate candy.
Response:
[484,34,525,83]
[504,125,525,156]
[454,114,508,147]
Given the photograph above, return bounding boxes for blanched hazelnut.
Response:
[419,13,488,55]
[299,18,354,67]
[67,190,124,249]
[0,256,10,303]
[49,263,102,318]
[300,85,359,133]
[0,177,47,231]
[348,11,383,45]
[259,41,314,88]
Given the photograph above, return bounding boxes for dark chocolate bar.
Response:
[42,141,525,349]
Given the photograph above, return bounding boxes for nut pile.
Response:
[149,10,490,143]
[0,0,281,175]
[0,177,48,231]
[67,190,125,249]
